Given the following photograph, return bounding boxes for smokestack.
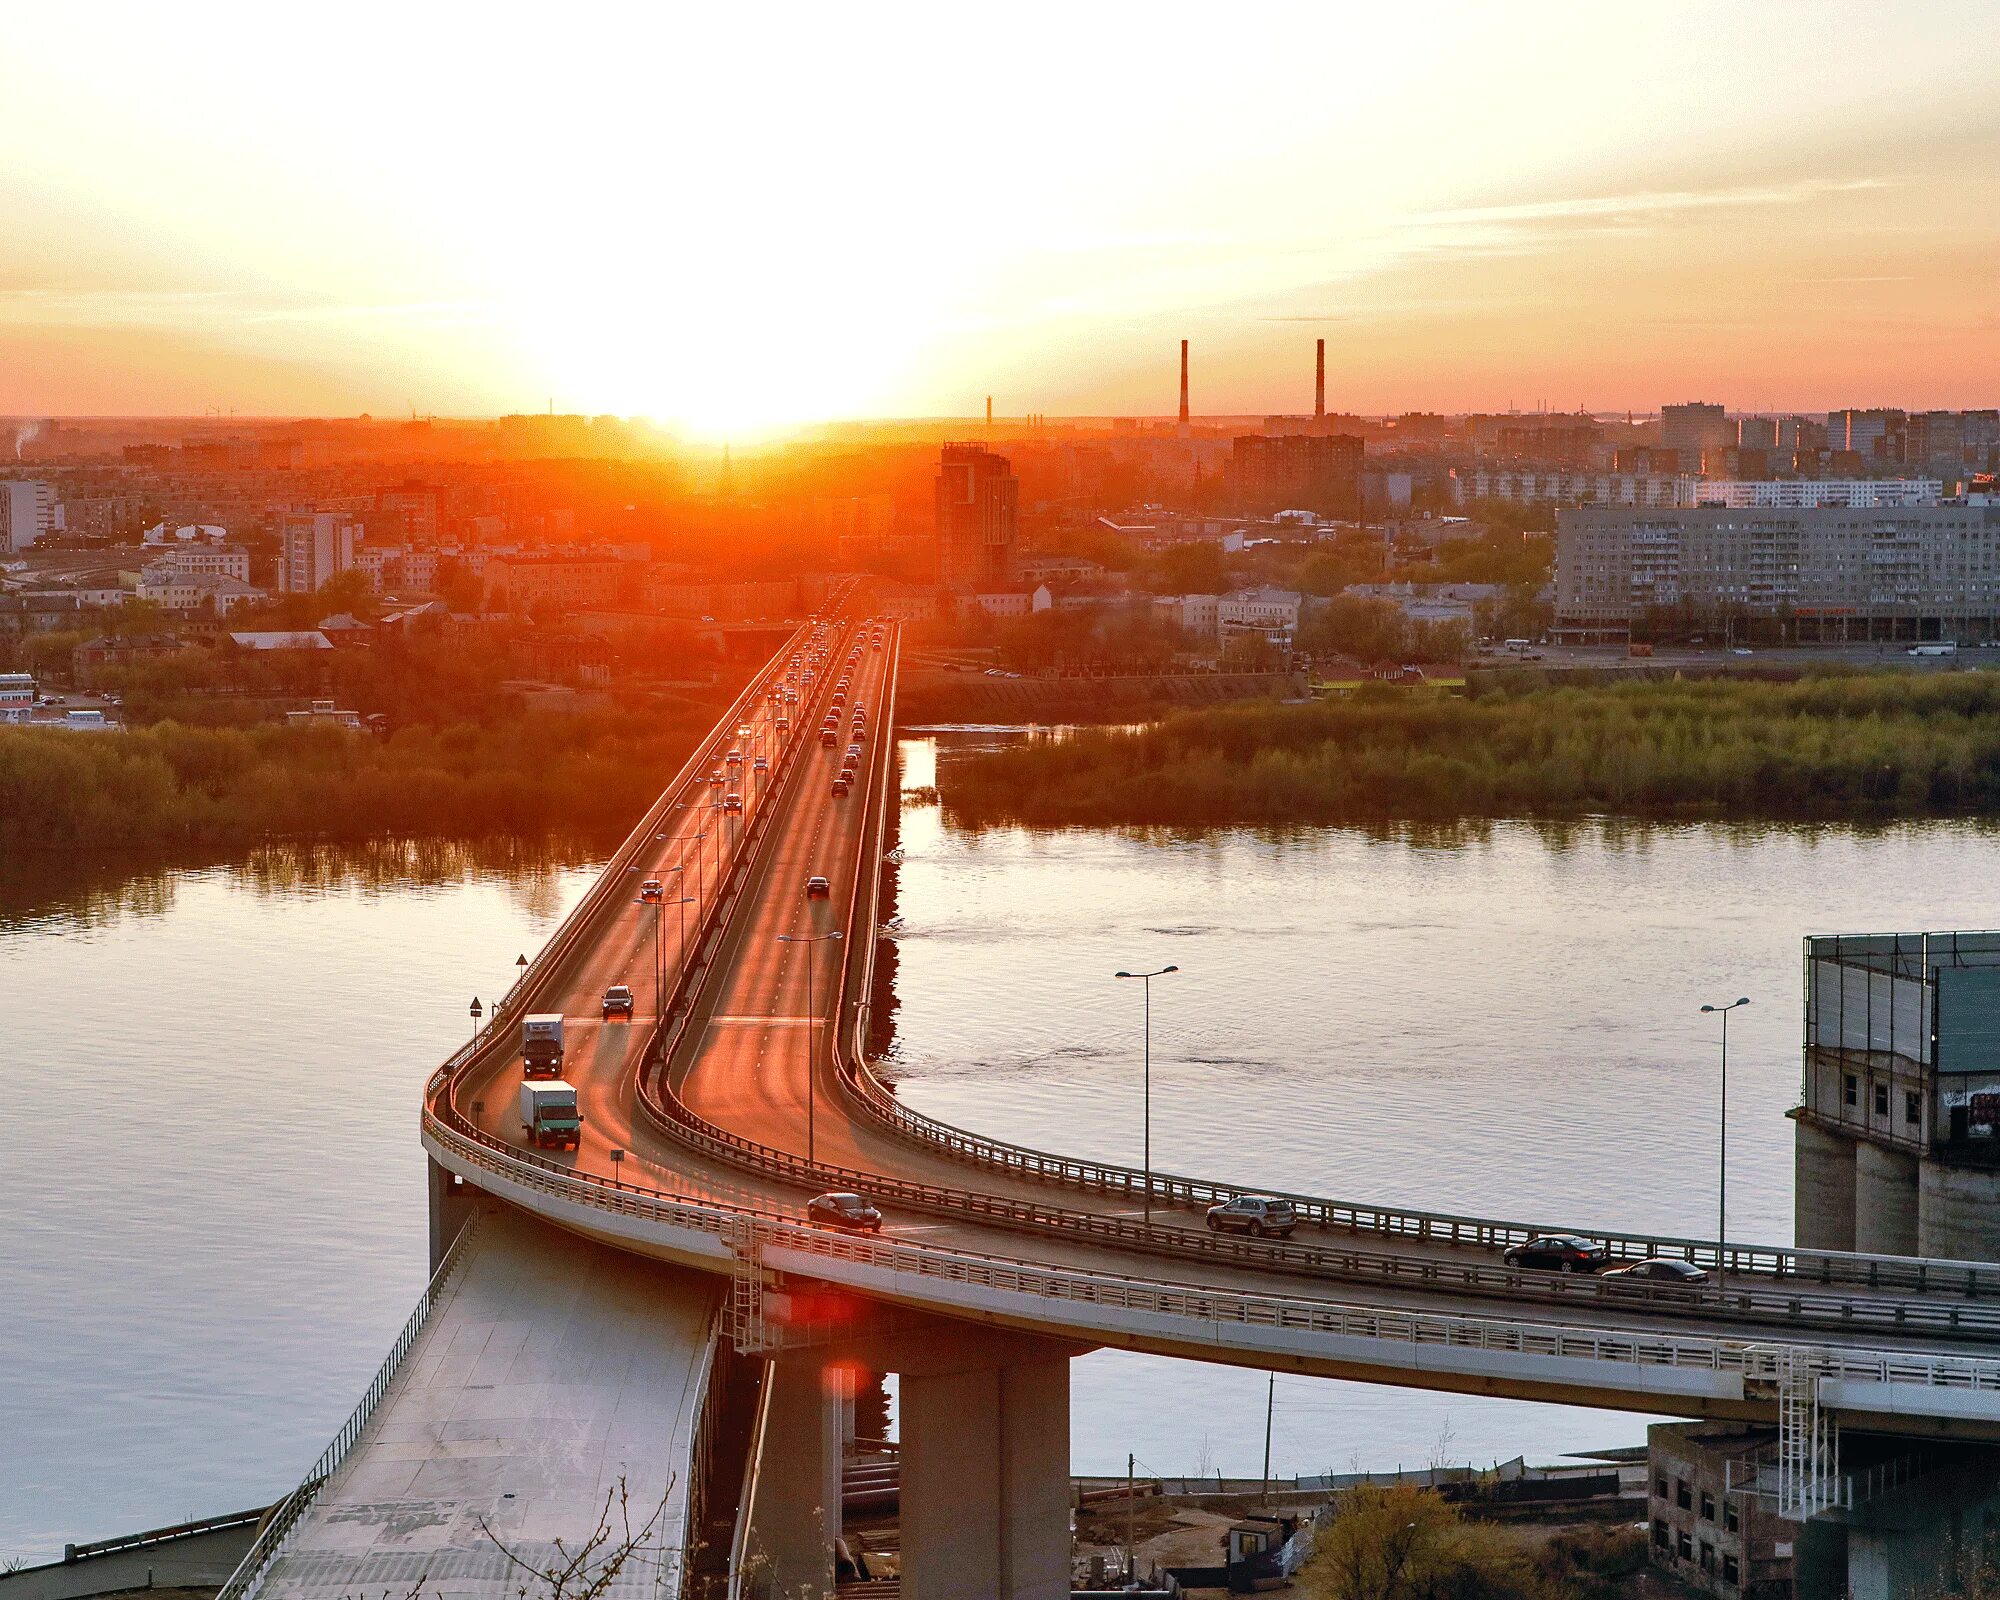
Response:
[1178,340,1189,426]
[985,395,993,428]
[1315,339,1325,420]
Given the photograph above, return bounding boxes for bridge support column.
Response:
[1794,1119,1856,1253]
[743,1360,845,1599]
[901,1353,1071,1600]
[1854,1141,1919,1257]
[426,1156,476,1274]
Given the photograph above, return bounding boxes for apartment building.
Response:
[1555,503,2000,641]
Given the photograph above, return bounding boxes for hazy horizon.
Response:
[4,2,1996,436]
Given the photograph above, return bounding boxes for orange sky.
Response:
[2,2,1995,436]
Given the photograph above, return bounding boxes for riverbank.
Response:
[897,667,1300,726]
[0,694,726,852]
[941,671,2000,827]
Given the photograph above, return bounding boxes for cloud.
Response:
[1402,177,1892,232]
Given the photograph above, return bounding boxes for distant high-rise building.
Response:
[279,509,361,593]
[1737,416,1779,451]
[1827,408,1907,461]
[1227,433,1363,517]
[934,444,1018,590]
[0,480,63,553]
[1660,403,1734,473]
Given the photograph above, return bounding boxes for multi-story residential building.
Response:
[1661,402,1734,472]
[481,554,630,614]
[1554,503,2000,641]
[0,671,33,722]
[1452,468,1690,508]
[1690,479,1941,509]
[1154,593,1221,641]
[0,480,65,552]
[279,510,361,593]
[1827,407,1907,461]
[1217,586,1303,647]
[155,544,252,582]
[934,444,1019,590]
[1227,433,1363,518]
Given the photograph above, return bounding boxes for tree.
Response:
[1147,542,1230,596]
[1304,1484,1459,1600]
[1298,595,1410,662]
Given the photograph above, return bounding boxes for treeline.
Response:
[943,672,2000,826]
[1,704,721,850]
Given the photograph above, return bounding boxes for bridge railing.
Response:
[831,958,2000,1301]
[416,1111,2000,1403]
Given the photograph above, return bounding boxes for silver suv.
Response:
[1204,1194,1298,1239]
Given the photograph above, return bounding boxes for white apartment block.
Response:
[156,544,252,581]
[1452,469,1692,508]
[0,480,64,552]
[279,510,361,593]
[1691,479,1942,510]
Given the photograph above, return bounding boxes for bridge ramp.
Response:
[256,1204,719,1600]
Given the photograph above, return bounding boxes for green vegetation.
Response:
[0,704,722,851]
[1302,1483,1645,1600]
[944,672,2000,826]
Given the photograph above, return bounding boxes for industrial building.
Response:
[1796,930,2000,1261]
[1554,503,2000,641]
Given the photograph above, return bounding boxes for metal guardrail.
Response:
[835,985,2000,1301]
[215,1210,484,1600]
[417,1113,2000,1401]
[58,1508,268,1564]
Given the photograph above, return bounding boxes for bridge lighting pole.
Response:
[1699,996,1751,1272]
[779,930,844,1169]
[1114,965,1179,1225]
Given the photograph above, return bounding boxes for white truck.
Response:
[1909,642,1958,657]
[519,1081,581,1150]
[522,1013,566,1078]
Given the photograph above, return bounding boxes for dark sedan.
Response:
[1602,1258,1709,1285]
[806,1191,883,1233]
[1502,1234,1610,1274]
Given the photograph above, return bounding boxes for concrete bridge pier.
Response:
[426,1155,478,1272]
[900,1352,1071,1600]
[743,1360,847,1598]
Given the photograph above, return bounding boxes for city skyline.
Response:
[3,2,1997,434]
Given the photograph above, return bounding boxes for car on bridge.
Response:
[831,777,849,797]
[807,1191,883,1233]
[639,879,664,902]
[1502,1234,1609,1274]
[753,755,769,773]
[805,875,831,899]
[709,769,723,785]
[1601,1258,1709,1285]
[723,793,743,812]
[601,984,635,1019]
[1204,1194,1298,1238]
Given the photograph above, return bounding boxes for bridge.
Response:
[221,603,2000,1600]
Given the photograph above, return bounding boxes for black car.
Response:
[1602,1258,1709,1285]
[1501,1234,1609,1274]
[806,1191,883,1233]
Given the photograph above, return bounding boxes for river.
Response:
[8,740,2000,1559]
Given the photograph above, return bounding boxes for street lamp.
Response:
[1700,996,1751,1271]
[1114,965,1179,1224]
[779,930,845,1168]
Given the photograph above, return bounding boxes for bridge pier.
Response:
[425,1155,477,1273]
[742,1360,847,1599]
[901,1352,1071,1600]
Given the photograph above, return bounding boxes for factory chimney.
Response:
[985,395,993,428]
[1314,339,1325,420]
[1178,339,1189,426]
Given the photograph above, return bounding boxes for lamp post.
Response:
[1700,996,1751,1272]
[779,929,844,1169]
[1114,964,1179,1224]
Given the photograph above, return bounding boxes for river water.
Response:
[9,740,2000,1559]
